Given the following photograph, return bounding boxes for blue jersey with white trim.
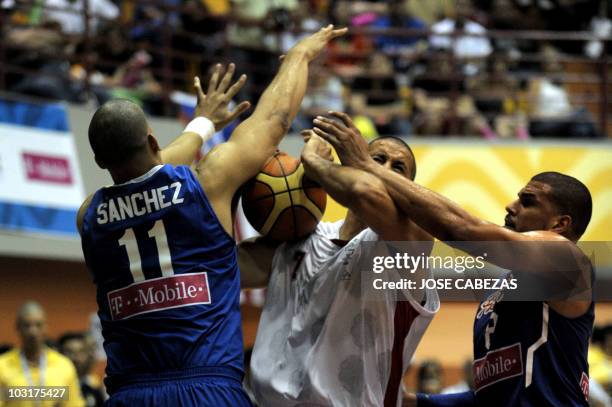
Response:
[81,164,244,381]
[473,291,593,406]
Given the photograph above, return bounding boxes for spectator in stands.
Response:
[441,360,474,394]
[404,0,455,25]
[0,301,85,406]
[429,0,492,75]
[104,50,163,114]
[349,52,410,135]
[527,49,600,138]
[372,0,428,70]
[227,0,299,102]
[416,360,444,395]
[42,0,119,35]
[59,332,106,407]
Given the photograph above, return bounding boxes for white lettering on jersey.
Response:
[96,203,108,224]
[171,182,184,204]
[96,182,185,225]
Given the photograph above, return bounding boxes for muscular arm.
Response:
[196,26,347,234]
[314,112,591,318]
[301,146,425,241]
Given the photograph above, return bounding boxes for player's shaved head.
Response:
[88,99,149,166]
[369,136,417,180]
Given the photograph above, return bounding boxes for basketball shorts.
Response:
[105,367,253,407]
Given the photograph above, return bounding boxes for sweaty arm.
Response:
[196,25,347,235]
[314,112,590,317]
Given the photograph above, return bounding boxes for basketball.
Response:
[241,151,327,241]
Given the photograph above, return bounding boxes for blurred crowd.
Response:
[0,0,610,138]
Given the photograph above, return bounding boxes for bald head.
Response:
[88,99,149,167]
[16,301,47,353]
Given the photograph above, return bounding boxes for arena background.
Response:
[0,0,611,396]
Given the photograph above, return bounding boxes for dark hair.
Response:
[88,99,149,166]
[531,172,592,239]
[369,136,417,180]
[57,332,86,350]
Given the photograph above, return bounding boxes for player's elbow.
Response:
[268,111,291,135]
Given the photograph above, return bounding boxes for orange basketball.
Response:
[241,151,327,241]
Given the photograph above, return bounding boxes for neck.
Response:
[110,155,161,184]
[339,211,367,241]
[23,345,43,363]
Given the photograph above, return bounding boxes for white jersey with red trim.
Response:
[250,220,439,407]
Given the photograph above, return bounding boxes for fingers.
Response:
[225,74,247,100]
[207,63,221,94]
[300,129,314,142]
[312,127,339,148]
[217,63,235,93]
[194,76,205,105]
[227,101,251,121]
[329,27,348,39]
[313,115,346,136]
[328,111,357,131]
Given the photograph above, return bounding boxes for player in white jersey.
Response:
[239,131,440,407]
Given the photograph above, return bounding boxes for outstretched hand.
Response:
[194,63,251,131]
[289,24,348,62]
[312,111,371,169]
[300,129,334,163]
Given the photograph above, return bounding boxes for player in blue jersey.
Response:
[310,112,594,407]
[77,25,347,407]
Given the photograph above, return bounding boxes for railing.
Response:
[0,0,609,137]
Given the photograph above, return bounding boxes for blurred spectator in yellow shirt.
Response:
[0,301,84,407]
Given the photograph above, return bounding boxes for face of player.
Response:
[504,180,561,233]
[368,139,415,179]
[61,338,91,377]
[17,311,47,353]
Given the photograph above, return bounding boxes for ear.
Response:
[148,134,161,153]
[94,155,106,169]
[550,215,572,236]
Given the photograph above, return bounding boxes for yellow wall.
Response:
[322,144,612,241]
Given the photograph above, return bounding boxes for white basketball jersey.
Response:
[250,221,439,407]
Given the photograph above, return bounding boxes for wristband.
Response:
[184,117,215,142]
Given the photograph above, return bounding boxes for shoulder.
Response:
[76,194,95,235]
[0,348,18,366]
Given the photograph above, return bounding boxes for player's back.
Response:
[81,164,244,392]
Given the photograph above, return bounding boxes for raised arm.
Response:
[312,112,565,246]
[196,25,347,234]
[314,112,591,317]
[160,63,250,166]
[300,131,427,241]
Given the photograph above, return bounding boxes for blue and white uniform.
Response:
[81,164,251,406]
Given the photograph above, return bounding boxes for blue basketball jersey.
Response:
[473,288,593,406]
[81,165,244,388]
